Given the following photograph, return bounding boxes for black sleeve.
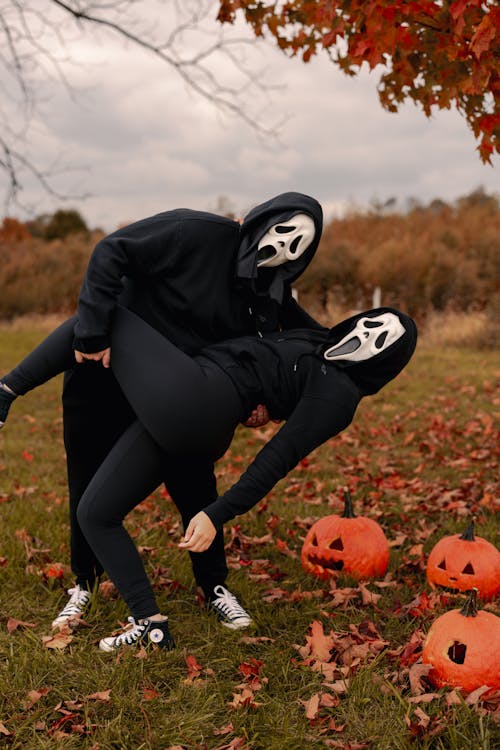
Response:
[280,290,327,332]
[203,383,359,529]
[73,216,181,352]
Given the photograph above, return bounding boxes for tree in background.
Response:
[218,0,499,162]
[43,209,89,240]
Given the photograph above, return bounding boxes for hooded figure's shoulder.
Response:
[97,209,240,262]
[107,208,237,237]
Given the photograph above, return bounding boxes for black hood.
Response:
[236,192,323,303]
[321,307,418,395]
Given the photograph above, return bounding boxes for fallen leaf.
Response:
[42,631,73,650]
[85,690,111,702]
[298,620,335,661]
[7,618,37,633]
[465,685,492,705]
[408,692,440,704]
[213,722,234,735]
[408,661,433,695]
[142,688,159,701]
[303,692,320,719]
[358,583,382,606]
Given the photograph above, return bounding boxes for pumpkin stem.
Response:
[459,519,475,542]
[459,588,478,618]
[342,489,357,519]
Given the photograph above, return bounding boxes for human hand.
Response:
[74,348,111,368]
[178,511,216,553]
[243,403,270,428]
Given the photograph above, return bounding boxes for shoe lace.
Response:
[212,585,248,620]
[59,586,90,617]
[112,617,145,646]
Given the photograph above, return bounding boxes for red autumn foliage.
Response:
[217,1,500,161]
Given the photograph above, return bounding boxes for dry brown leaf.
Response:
[42,631,73,650]
[408,661,433,695]
[6,617,36,633]
[85,690,111,702]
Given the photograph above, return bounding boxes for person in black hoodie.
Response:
[0,306,416,651]
[1,193,324,631]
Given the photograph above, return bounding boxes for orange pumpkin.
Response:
[301,490,389,580]
[422,589,500,692]
[426,520,500,601]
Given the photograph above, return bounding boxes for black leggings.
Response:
[4,311,244,618]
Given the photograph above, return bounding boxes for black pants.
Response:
[4,313,244,612]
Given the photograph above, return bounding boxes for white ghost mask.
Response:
[324,312,405,363]
[256,213,315,268]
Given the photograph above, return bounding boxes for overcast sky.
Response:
[8,1,499,231]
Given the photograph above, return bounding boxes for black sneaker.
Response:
[52,585,92,629]
[208,585,253,630]
[99,616,175,652]
[0,383,16,428]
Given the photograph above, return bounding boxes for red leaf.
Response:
[470,16,496,59]
[184,652,204,682]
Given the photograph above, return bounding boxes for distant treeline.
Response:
[0,189,498,321]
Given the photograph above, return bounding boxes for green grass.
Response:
[0,324,499,749]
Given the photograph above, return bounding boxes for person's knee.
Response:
[76,494,111,537]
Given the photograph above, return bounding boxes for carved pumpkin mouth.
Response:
[306,552,344,571]
[437,584,472,595]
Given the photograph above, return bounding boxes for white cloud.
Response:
[6,0,498,230]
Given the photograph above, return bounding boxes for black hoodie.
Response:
[200,308,417,528]
[73,192,324,355]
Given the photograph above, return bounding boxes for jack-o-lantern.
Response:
[426,520,500,601]
[422,589,500,692]
[301,490,389,580]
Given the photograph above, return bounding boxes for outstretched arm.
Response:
[202,378,360,533]
[2,316,79,397]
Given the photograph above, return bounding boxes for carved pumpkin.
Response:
[426,520,500,601]
[301,490,389,580]
[422,589,500,692]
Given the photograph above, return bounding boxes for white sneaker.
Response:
[209,585,253,630]
[52,585,91,629]
[99,616,175,652]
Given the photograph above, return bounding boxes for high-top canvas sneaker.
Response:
[99,616,175,652]
[208,585,253,630]
[52,585,92,629]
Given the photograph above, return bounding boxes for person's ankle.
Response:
[140,613,168,623]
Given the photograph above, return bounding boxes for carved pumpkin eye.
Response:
[448,640,466,664]
[310,534,319,547]
[437,559,446,570]
[328,537,343,551]
[461,562,475,575]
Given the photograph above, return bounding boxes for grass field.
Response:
[0,322,499,750]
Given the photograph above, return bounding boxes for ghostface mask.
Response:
[256,213,315,268]
[324,312,405,363]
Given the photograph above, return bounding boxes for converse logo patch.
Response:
[149,628,165,643]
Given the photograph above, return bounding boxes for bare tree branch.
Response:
[0,0,277,212]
